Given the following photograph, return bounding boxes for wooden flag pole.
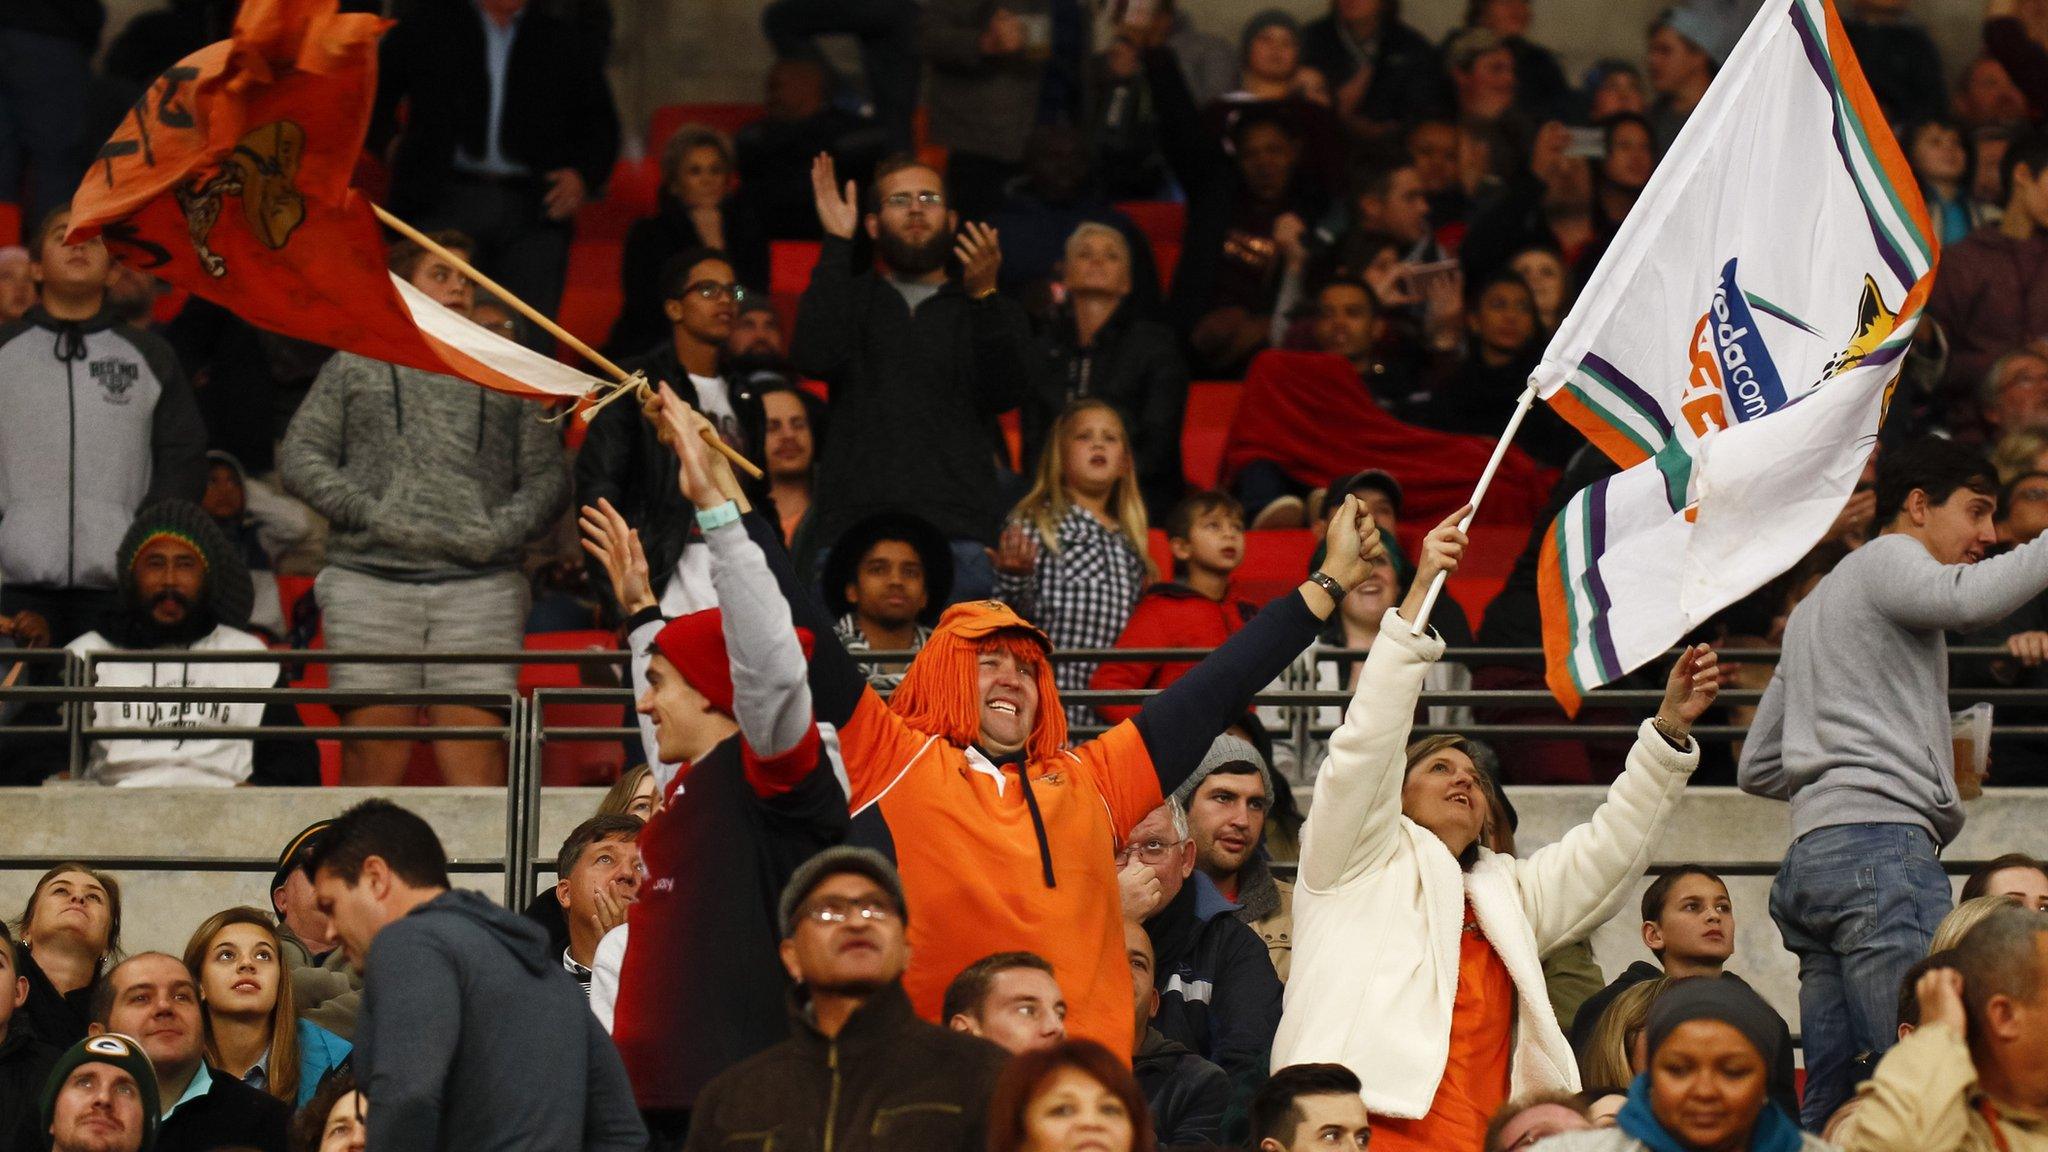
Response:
[1408,379,1541,636]
[372,203,764,480]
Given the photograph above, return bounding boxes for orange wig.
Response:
[889,601,1070,761]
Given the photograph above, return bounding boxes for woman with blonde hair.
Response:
[13,862,120,1047]
[184,906,351,1106]
[1580,977,1669,1090]
[597,762,661,820]
[991,398,1156,724]
[1927,894,2009,953]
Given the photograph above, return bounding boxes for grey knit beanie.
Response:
[1173,733,1274,811]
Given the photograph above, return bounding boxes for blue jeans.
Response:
[1769,823,1952,1130]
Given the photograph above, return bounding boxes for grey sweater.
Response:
[278,352,567,581]
[1739,532,2048,845]
[358,888,645,1152]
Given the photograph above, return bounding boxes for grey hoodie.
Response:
[357,888,645,1152]
[278,352,567,581]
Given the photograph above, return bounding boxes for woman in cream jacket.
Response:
[1269,509,1720,1152]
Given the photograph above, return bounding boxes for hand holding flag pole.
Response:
[370,204,765,481]
[1407,379,1540,636]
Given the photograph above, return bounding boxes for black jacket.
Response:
[155,1065,291,1152]
[0,1025,59,1152]
[370,2,620,216]
[1300,14,1448,126]
[1569,964,1798,1117]
[791,236,1033,552]
[606,200,771,357]
[17,953,98,1053]
[1026,298,1188,518]
[1143,873,1282,1144]
[572,346,769,604]
[736,111,890,241]
[1135,1027,1231,1151]
[684,982,1008,1152]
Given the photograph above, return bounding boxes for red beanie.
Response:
[650,610,815,716]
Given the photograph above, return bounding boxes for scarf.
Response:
[1616,1073,1804,1152]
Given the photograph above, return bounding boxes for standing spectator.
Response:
[1272,512,1717,1152]
[762,0,922,152]
[1954,53,2031,132]
[821,511,949,692]
[921,0,1054,221]
[300,799,646,1151]
[268,822,358,1043]
[609,127,770,356]
[0,247,35,323]
[202,451,317,639]
[1926,131,2048,413]
[794,154,1033,602]
[279,230,568,786]
[1736,437,2048,1128]
[683,848,1009,1152]
[1249,1063,1374,1152]
[14,865,120,1051]
[369,0,618,344]
[0,2,104,225]
[552,814,642,992]
[986,1040,1155,1152]
[0,209,206,649]
[38,1033,159,1152]
[1645,3,1736,153]
[1299,0,1448,137]
[1089,0,1237,201]
[66,501,317,788]
[761,386,821,549]
[736,54,890,241]
[90,952,290,1152]
[1959,853,2048,908]
[0,927,59,1152]
[180,908,350,1108]
[1127,919,1232,1150]
[1906,119,1988,247]
[1024,223,1188,521]
[943,952,1069,1055]
[1843,0,1948,125]
[992,399,1154,725]
[1171,735,1293,979]
[1091,491,1256,726]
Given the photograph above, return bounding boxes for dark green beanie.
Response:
[42,1033,161,1151]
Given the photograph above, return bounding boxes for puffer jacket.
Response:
[278,351,567,581]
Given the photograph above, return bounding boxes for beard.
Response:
[876,224,950,276]
[109,591,219,648]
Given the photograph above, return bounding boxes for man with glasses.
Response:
[577,246,773,616]
[685,846,1007,1152]
[1979,344,2048,441]
[796,153,1032,603]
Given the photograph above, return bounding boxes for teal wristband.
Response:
[695,501,741,531]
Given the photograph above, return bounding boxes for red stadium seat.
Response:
[648,104,766,157]
[1180,381,1243,490]
[1142,528,1316,607]
[0,201,18,247]
[1113,201,1185,248]
[556,238,624,357]
[522,631,627,786]
[771,240,822,297]
[1154,241,1181,291]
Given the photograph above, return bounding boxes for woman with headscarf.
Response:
[1537,977,1835,1152]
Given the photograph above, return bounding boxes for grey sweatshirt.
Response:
[278,352,567,581]
[358,888,646,1152]
[1739,532,2048,845]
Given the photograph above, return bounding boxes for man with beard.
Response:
[795,153,1031,603]
[64,501,316,787]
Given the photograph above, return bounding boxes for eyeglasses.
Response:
[1114,838,1183,866]
[882,190,945,209]
[799,897,898,926]
[681,280,746,302]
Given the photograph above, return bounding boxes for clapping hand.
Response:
[578,499,656,616]
[956,221,1003,298]
[811,153,860,241]
[988,522,1040,576]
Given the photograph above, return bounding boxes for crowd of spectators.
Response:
[16,0,2048,1150]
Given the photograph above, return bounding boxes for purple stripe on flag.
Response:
[1582,351,1672,440]
[1585,477,1623,681]
[1787,0,1914,287]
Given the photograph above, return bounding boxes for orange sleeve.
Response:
[838,688,939,812]
[1073,721,1165,841]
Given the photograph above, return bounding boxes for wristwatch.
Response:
[1307,570,1347,601]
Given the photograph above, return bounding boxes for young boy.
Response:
[1568,866,1797,1114]
[1092,492,1261,724]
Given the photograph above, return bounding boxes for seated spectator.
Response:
[201,452,316,639]
[66,501,316,788]
[1170,734,1293,978]
[1511,244,1573,332]
[1581,60,1649,121]
[1404,119,1474,234]
[1979,344,2048,445]
[685,848,1008,1152]
[299,800,644,1150]
[735,53,889,241]
[39,1033,159,1152]
[1022,223,1187,520]
[726,297,791,373]
[180,908,350,1108]
[794,153,1033,602]
[610,126,770,356]
[15,865,120,1050]
[596,762,661,821]
[1088,0,1237,200]
[821,511,950,692]
[1460,0,1570,122]
[1126,798,1283,1136]
[1992,428,2048,485]
[1927,131,2048,412]
[0,246,33,323]
[1090,491,1256,726]
[0,926,59,1152]
[1445,29,1521,140]
[993,399,1154,723]
[1299,0,1447,139]
[1414,271,1582,467]
[279,230,568,786]
[1569,867,1797,1116]
[990,127,1164,319]
[1485,1091,1592,1152]
[551,815,642,992]
[90,952,291,1152]
[1930,895,2012,954]
[1594,113,1656,225]
[988,1039,1154,1152]
[1227,11,1329,104]
[1539,979,1820,1152]
[1272,272,1420,417]
[1954,53,2031,131]
[1645,2,1737,153]
[1461,123,1614,288]
[292,1071,365,1152]
[944,952,1068,1055]
[268,823,358,1042]
[1273,511,1718,1151]
[1959,852,2048,909]
[1843,0,1947,125]
[1249,1063,1373,1152]
[761,386,822,549]
[1907,119,1988,247]
[1127,919,1232,1150]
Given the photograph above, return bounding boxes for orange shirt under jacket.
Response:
[836,688,1163,1055]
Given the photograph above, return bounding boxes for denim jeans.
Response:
[1768,822,1952,1130]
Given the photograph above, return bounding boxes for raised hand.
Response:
[956,221,1003,298]
[1916,966,1967,1039]
[1397,506,1471,624]
[1656,643,1721,737]
[578,498,656,616]
[987,522,1040,577]
[651,385,735,512]
[811,152,859,241]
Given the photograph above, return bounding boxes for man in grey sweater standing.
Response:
[1739,437,2048,1130]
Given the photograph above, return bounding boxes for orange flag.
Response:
[65,0,603,402]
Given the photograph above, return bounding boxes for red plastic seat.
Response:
[555,239,624,359]
[1236,530,1320,605]
[1113,201,1186,247]
[0,201,18,247]
[1180,381,1243,490]
[523,631,627,786]
[770,240,822,297]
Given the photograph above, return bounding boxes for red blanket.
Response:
[1221,350,1558,530]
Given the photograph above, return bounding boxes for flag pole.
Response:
[371,203,764,480]
[1409,379,1540,636]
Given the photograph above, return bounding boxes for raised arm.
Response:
[1868,531,2048,633]
[1835,968,1976,1152]
[789,155,865,382]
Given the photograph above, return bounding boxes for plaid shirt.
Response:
[834,614,932,692]
[992,506,1147,726]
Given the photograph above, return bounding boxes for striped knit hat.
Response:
[116,499,254,629]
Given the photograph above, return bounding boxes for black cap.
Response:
[273,819,333,894]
